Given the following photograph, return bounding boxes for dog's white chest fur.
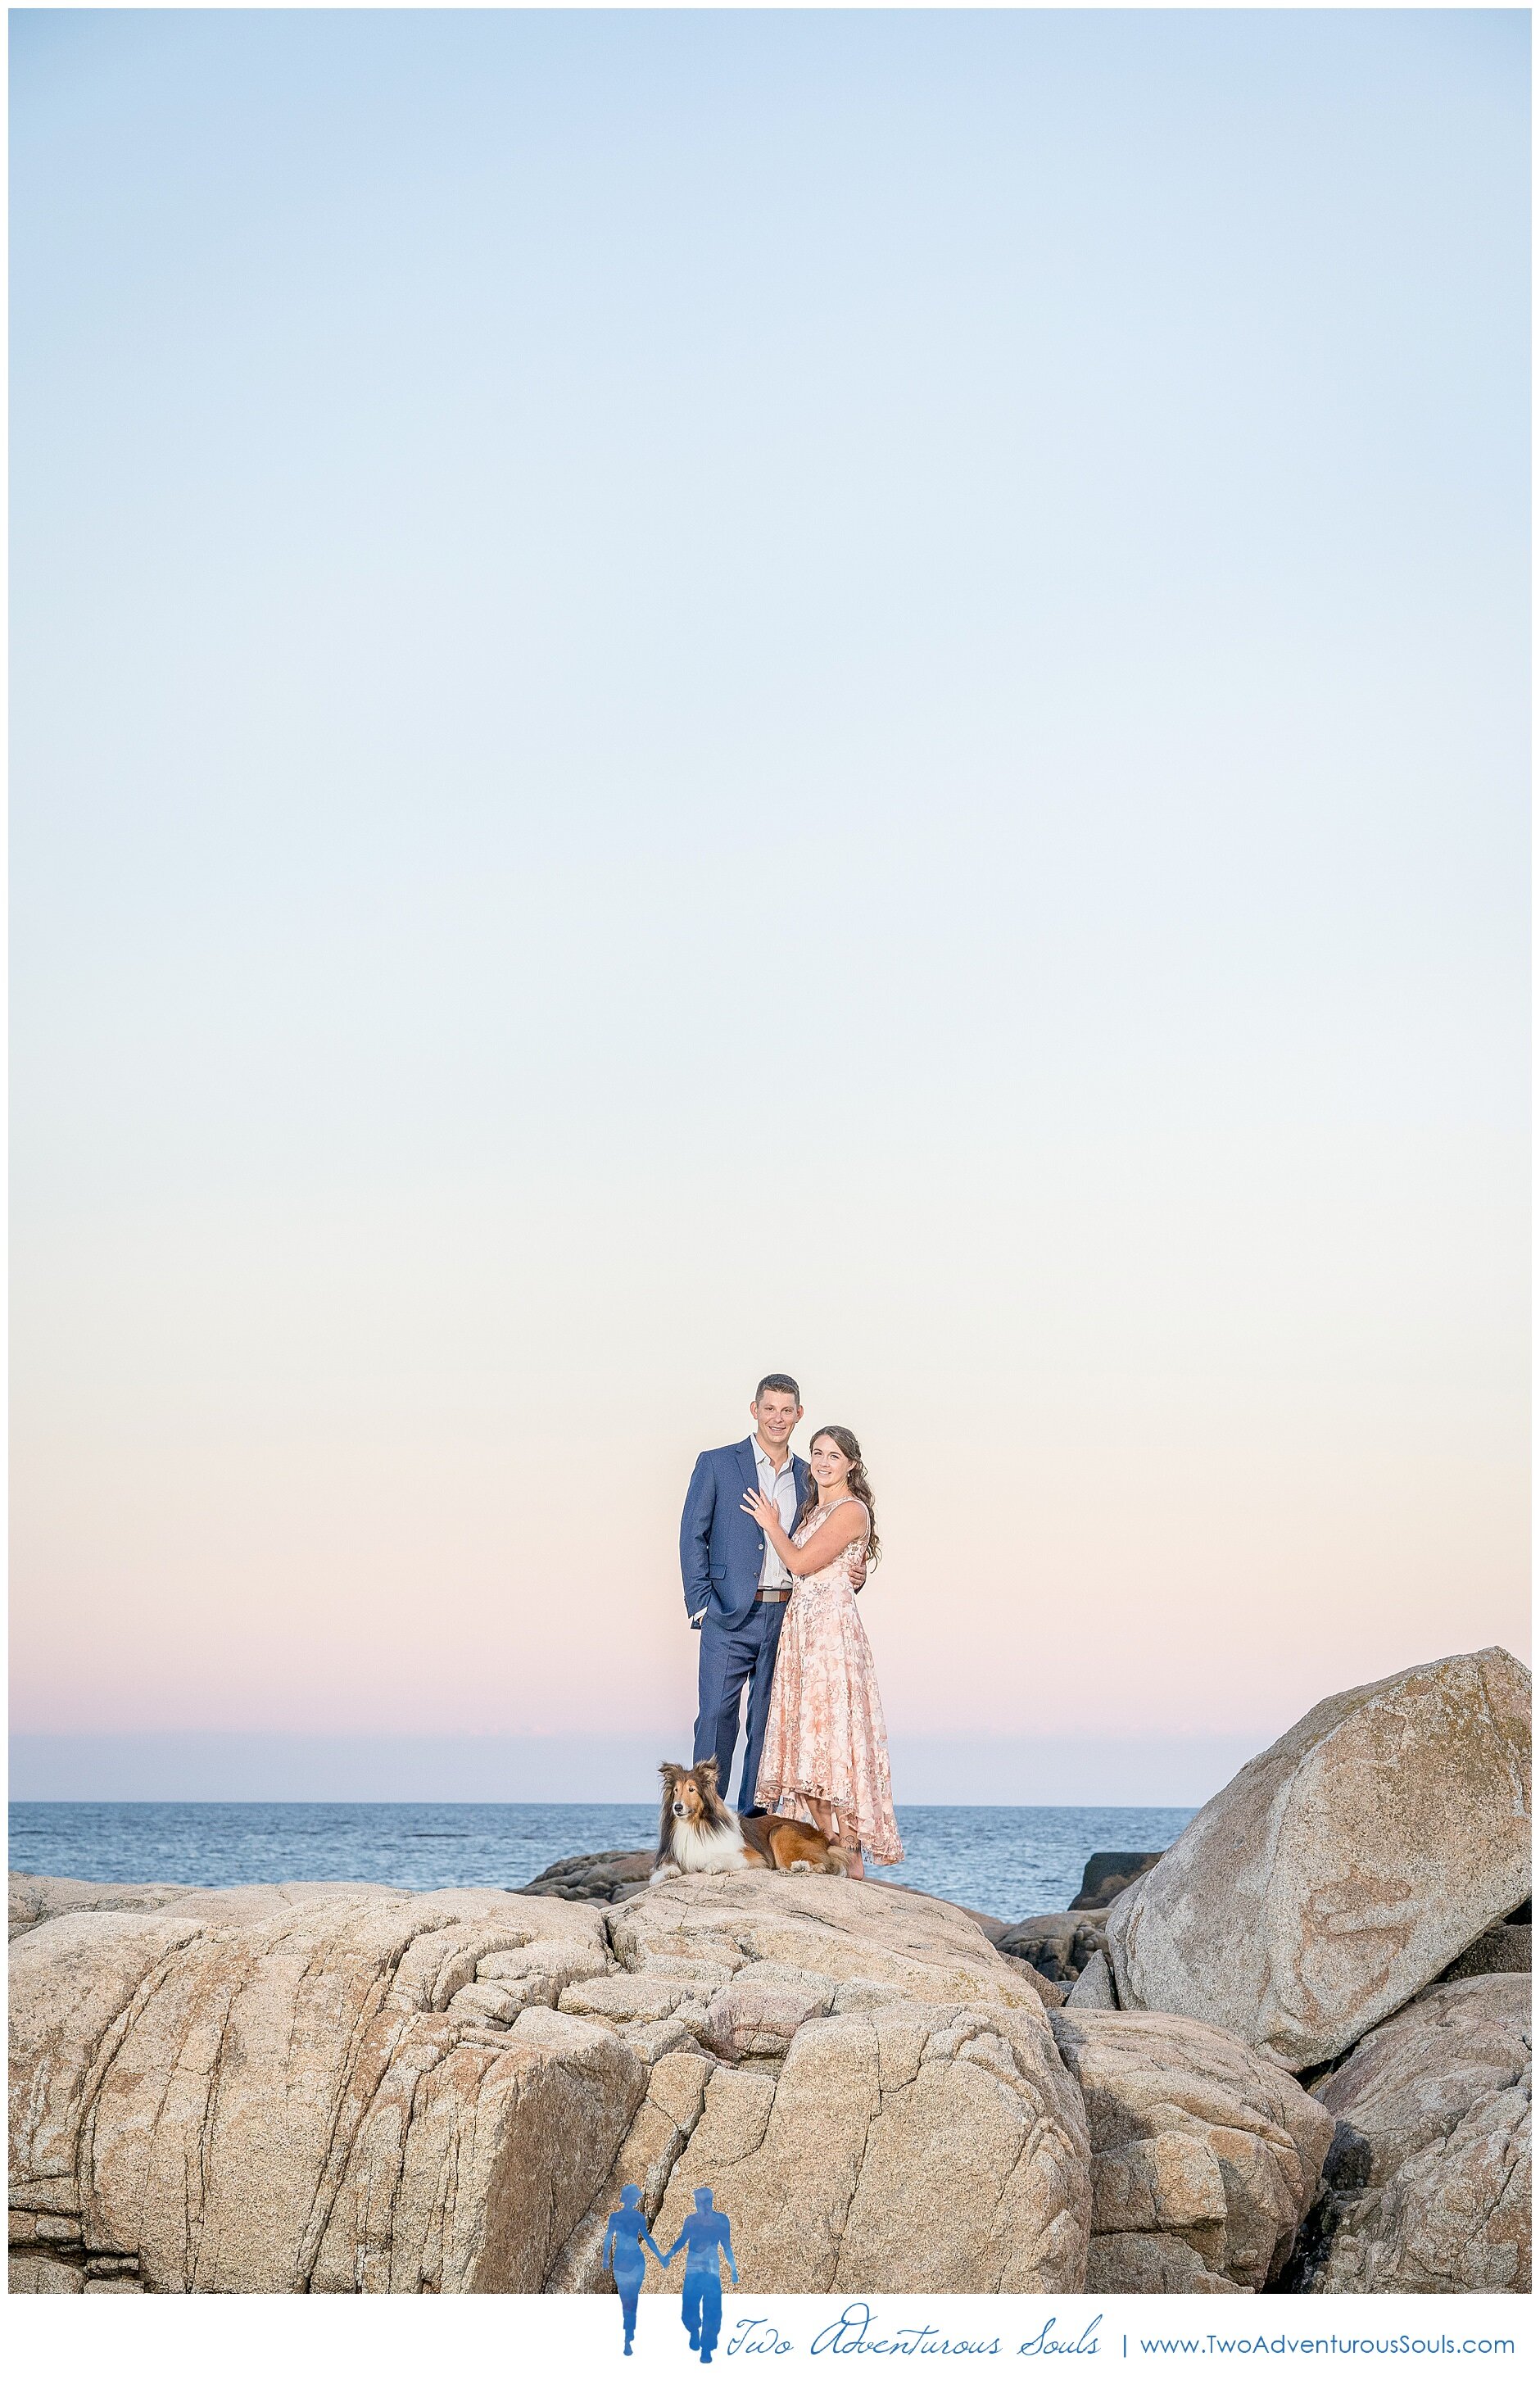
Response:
[654,1815,753,1883]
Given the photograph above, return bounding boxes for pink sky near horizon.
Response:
[13,1155,1529,1753]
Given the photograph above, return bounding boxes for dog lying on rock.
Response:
[652,1758,849,1882]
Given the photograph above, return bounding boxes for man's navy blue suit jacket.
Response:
[679,1438,810,1629]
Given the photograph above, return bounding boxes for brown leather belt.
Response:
[755,1587,792,1604]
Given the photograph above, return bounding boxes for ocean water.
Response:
[8,1801,1195,1922]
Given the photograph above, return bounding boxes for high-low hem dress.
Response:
[754,1496,904,1867]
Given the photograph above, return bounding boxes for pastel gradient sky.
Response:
[10,8,1529,1800]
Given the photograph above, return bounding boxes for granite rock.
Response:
[611,1870,1058,2015]
[1067,1951,1118,2009]
[9,1872,188,1940]
[8,1871,409,1941]
[515,1849,654,1905]
[9,2252,87,2292]
[638,1997,1089,2292]
[1071,1854,1162,1912]
[9,1885,641,2292]
[1050,2007,1335,2292]
[699,1964,832,2057]
[8,1868,1089,2295]
[1436,1924,1530,1986]
[1107,1647,1532,2068]
[1289,1976,1530,2294]
[999,1911,1108,1987]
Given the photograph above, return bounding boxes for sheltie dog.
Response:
[651,1758,849,1883]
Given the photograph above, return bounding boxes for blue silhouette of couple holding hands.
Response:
[602,2184,738,2361]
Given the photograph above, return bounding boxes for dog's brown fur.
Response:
[653,1758,849,1882]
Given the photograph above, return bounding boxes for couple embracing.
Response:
[680,1373,903,1878]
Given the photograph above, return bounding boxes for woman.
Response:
[743,1425,903,1879]
[602,2183,667,2355]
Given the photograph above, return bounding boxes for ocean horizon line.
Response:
[10,1793,1197,1811]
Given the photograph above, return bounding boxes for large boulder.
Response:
[9,1869,1090,2295]
[9,1883,641,2293]
[1049,2009,1334,2293]
[559,1872,1091,2293]
[1106,1647,1531,2068]
[1288,1976,1531,2294]
[636,1997,1089,2293]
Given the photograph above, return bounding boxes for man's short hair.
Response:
[755,1373,800,1404]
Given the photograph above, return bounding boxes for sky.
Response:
[9,7,1530,1805]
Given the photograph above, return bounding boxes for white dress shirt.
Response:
[754,1439,799,1590]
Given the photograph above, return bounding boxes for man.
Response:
[679,1374,809,1814]
[664,2187,738,2364]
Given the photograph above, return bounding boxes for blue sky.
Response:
[10,9,1529,1800]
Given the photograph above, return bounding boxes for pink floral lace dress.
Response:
[754,1497,904,1867]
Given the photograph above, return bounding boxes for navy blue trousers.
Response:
[694,1601,786,1811]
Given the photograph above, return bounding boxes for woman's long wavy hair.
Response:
[796,1425,881,1566]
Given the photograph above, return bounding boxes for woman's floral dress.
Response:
[754,1497,904,1866]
